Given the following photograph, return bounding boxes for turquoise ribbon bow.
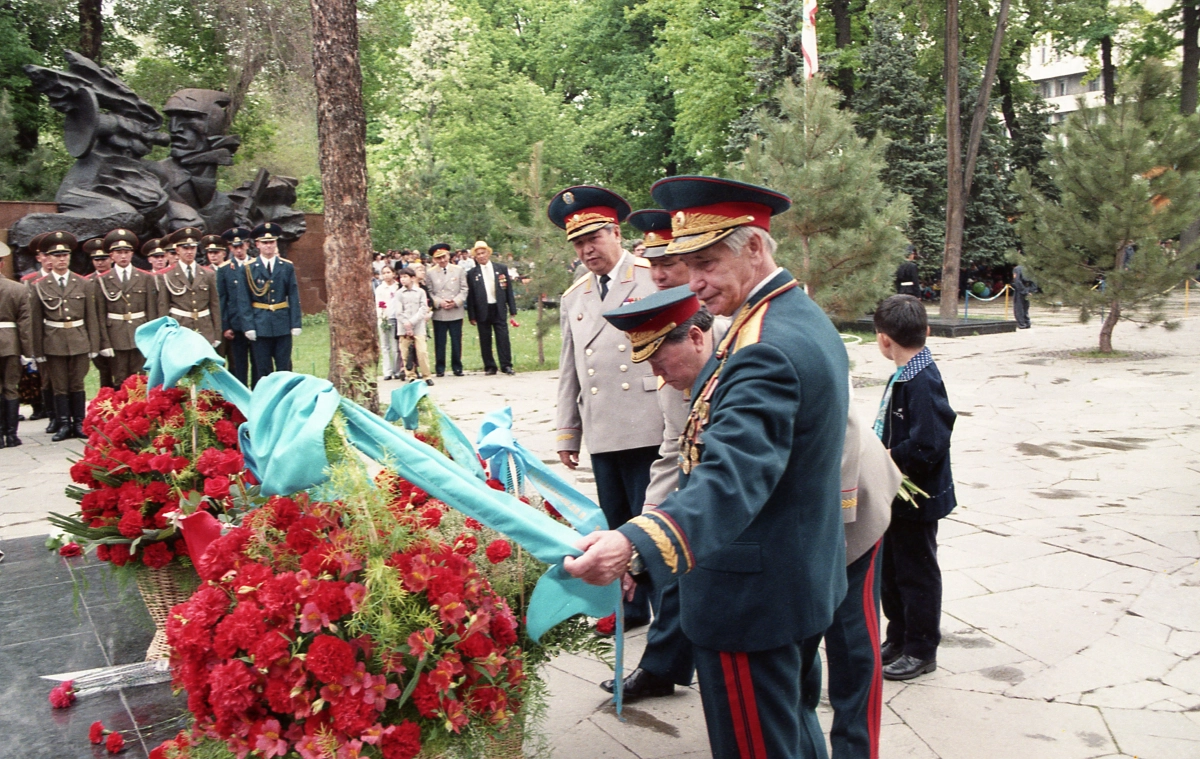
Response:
[135,317,251,412]
[476,407,608,535]
[384,383,485,480]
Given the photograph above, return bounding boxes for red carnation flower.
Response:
[58,542,83,558]
[464,517,483,531]
[485,478,505,491]
[381,720,422,759]
[108,544,132,567]
[117,508,144,539]
[453,534,478,556]
[95,544,111,562]
[420,507,443,529]
[595,613,616,636]
[105,731,125,753]
[214,418,239,447]
[485,539,511,564]
[305,634,356,684]
[141,541,174,569]
[48,680,75,708]
[89,721,105,744]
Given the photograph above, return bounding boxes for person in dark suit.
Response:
[566,177,850,759]
[895,245,920,297]
[219,227,256,384]
[465,240,518,375]
[235,223,301,385]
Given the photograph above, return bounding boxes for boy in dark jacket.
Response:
[873,295,956,681]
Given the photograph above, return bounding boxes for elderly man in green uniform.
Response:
[235,223,301,385]
[566,177,850,759]
[0,240,32,446]
[549,185,663,634]
[96,229,158,388]
[157,227,222,348]
[31,232,102,441]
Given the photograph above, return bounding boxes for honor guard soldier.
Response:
[96,229,158,388]
[0,240,33,446]
[143,238,170,272]
[157,227,221,348]
[21,233,53,426]
[201,235,229,357]
[219,227,255,385]
[83,239,116,388]
[235,223,301,385]
[31,232,102,441]
[549,186,663,632]
[21,233,52,284]
[202,235,227,267]
[566,177,850,759]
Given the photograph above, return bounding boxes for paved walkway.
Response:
[3,296,1199,758]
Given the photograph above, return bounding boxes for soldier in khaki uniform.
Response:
[549,185,663,630]
[31,232,102,441]
[157,227,221,347]
[22,233,54,426]
[0,241,33,446]
[96,229,157,388]
[83,239,116,389]
[143,238,170,272]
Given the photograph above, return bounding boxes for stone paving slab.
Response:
[3,296,1200,757]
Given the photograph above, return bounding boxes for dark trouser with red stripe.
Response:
[693,636,827,759]
[825,541,883,759]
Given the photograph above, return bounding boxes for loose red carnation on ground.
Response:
[59,542,83,558]
[105,731,125,753]
[89,721,105,744]
[48,680,75,708]
[485,539,511,564]
[595,613,616,636]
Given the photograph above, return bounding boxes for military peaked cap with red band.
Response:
[602,285,702,362]
[142,238,166,257]
[40,231,77,255]
[104,228,139,252]
[82,238,108,258]
[548,185,632,241]
[27,232,49,255]
[627,209,674,259]
[222,227,252,245]
[650,176,791,255]
[200,234,226,251]
[168,227,203,248]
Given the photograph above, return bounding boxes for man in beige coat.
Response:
[31,232,102,441]
[96,228,158,388]
[425,243,468,377]
[0,241,33,446]
[157,227,221,346]
[549,185,663,629]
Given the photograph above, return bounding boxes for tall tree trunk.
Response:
[828,0,855,104]
[1182,3,1199,116]
[1098,300,1120,352]
[962,0,1010,199]
[941,0,963,320]
[1101,36,1116,106]
[997,70,1020,140]
[78,0,102,63]
[308,0,378,408]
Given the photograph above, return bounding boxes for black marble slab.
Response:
[0,535,190,758]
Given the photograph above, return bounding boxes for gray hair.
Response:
[722,226,778,258]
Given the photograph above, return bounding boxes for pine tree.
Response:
[734,78,910,319]
[958,66,1020,272]
[728,0,804,152]
[854,19,946,278]
[1014,60,1200,352]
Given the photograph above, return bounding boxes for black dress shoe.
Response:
[600,668,675,701]
[502,367,515,375]
[883,655,936,681]
[485,368,497,376]
[436,372,445,378]
[880,640,903,666]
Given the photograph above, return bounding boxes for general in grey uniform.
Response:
[0,240,32,446]
[96,228,157,388]
[549,185,663,628]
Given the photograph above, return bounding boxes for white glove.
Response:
[211,340,221,347]
[291,328,302,337]
[245,330,257,341]
[88,352,97,359]
[99,348,114,358]
[35,356,46,363]
[20,356,32,367]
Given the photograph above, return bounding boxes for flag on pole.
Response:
[801,0,819,80]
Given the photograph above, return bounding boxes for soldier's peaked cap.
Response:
[168,227,203,247]
[650,176,791,256]
[142,238,166,257]
[221,227,252,244]
[41,231,77,255]
[548,186,631,241]
[252,222,282,241]
[429,243,451,256]
[602,285,701,363]
[200,234,226,251]
[82,238,108,258]
[626,209,674,259]
[103,228,138,252]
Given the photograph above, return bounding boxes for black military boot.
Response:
[44,386,61,433]
[28,384,49,421]
[50,395,73,442]
[5,399,21,446]
[69,391,87,439]
[0,399,7,449]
